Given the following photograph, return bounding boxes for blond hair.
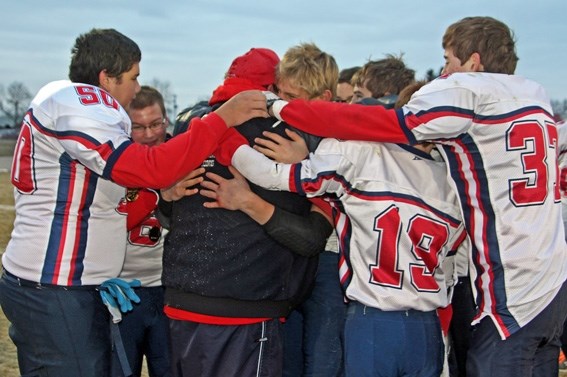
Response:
[276,43,339,98]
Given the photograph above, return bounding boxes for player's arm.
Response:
[268,97,412,143]
[200,166,333,256]
[108,91,267,189]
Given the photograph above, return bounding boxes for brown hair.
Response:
[354,54,415,98]
[394,80,428,109]
[129,85,165,116]
[442,16,518,74]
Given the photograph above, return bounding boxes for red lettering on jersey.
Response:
[99,89,119,110]
[11,120,37,194]
[76,86,100,105]
[370,205,448,292]
[506,120,552,206]
[75,85,119,110]
[128,215,162,247]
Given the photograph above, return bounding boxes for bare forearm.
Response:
[235,190,275,225]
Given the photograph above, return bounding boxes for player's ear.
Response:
[466,52,485,72]
[317,89,334,102]
[98,70,112,90]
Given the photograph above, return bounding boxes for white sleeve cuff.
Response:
[271,100,287,121]
[232,145,291,191]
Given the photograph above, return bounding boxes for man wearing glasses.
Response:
[113,86,203,377]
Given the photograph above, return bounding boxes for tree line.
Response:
[0,79,178,129]
[1,79,566,129]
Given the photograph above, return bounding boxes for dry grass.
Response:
[0,171,18,377]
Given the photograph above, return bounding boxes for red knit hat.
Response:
[226,48,279,87]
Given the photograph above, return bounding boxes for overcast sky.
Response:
[1,0,565,112]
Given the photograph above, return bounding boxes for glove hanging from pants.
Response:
[98,278,141,323]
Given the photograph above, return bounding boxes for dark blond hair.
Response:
[442,16,518,74]
[276,42,339,98]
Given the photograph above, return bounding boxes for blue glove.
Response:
[99,278,141,323]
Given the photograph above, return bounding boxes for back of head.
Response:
[442,16,518,74]
[277,42,339,98]
[130,85,165,115]
[339,66,361,84]
[208,47,279,105]
[394,80,428,109]
[69,28,141,86]
[225,47,280,88]
[355,54,415,98]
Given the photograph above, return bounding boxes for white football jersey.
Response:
[233,140,467,311]
[402,73,567,338]
[4,80,132,286]
[117,188,167,287]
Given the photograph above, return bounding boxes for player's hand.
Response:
[200,166,255,211]
[161,168,205,202]
[254,129,308,163]
[214,90,268,128]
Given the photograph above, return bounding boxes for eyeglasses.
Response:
[131,118,166,133]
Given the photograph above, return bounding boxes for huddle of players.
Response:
[1,15,566,377]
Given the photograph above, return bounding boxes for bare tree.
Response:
[0,81,32,128]
[148,79,178,121]
[551,99,567,122]
[424,67,443,82]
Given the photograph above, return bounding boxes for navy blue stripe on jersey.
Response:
[41,153,96,286]
[332,199,353,292]
[28,108,118,164]
[69,168,97,284]
[473,106,554,124]
[103,139,132,180]
[395,108,417,145]
[294,168,462,229]
[403,106,475,134]
[440,135,518,337]
[28,109,101,146]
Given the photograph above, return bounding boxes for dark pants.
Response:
[0,270,110,377]
[111,286,171,377]
[283,251,346,377]
[467,280,567,377]
[169,318,284,377]
[344,302,443,377]
[448,275,476,377]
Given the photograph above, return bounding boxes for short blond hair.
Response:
[276,43,339,98]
